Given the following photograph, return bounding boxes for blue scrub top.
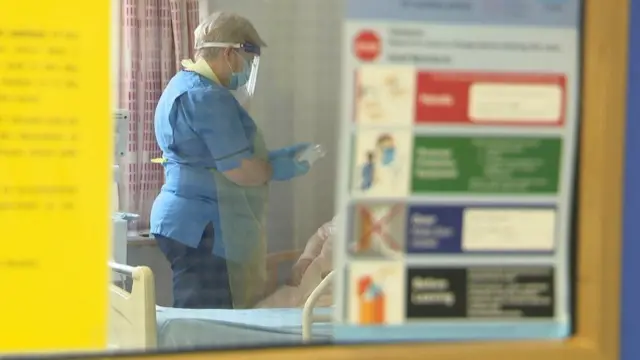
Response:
[150,70,258,258]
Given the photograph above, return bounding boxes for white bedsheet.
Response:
[155,307,333,349]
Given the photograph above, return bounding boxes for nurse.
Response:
[150,12,310,309]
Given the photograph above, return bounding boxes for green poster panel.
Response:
[411,136,562,194]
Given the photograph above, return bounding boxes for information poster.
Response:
[0,1,111,353]
[335,0,580,342]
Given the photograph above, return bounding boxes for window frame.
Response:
[117,0,627,358]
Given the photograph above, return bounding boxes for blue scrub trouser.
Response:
[154,224,233,309]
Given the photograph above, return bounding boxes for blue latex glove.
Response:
[269,142,311,160]
[271,156,310,181]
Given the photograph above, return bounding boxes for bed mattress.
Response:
[155,306,333,349]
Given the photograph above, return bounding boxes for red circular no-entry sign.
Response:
[353,30,381,62]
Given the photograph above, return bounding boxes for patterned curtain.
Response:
[119,0,199,230]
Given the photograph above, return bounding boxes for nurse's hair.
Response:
[194,12,267,61]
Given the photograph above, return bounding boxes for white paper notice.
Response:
[468,83,563,123]
[462,208,556,251]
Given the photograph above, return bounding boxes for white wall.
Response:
[206,0,342,250]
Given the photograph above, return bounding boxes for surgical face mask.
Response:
[227,53,251,90]
[381,147,395,165]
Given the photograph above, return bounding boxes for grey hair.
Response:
[194,12,267,61]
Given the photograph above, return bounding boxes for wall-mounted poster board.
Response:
[333,0,581,342]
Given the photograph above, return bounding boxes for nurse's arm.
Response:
[184,89,272,186]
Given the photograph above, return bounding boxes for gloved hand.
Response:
[269,142,311,161]
[271,156,310,181]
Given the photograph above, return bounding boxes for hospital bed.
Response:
[107,253,334,351]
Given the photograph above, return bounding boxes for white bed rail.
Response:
[108,261,158,350]
[109,261,137,275]
[301,271,334,342]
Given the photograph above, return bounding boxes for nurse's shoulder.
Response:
[183,82,237,112]
[155,71,207,121]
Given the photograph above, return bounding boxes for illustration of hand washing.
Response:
[384,74,408,97]
[355,66,415,125]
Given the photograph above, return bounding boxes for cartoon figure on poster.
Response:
[348,261,405,325]
[353,130,412,196]
[349,204,406,259]
[356,65,416,125]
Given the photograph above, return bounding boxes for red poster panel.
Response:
[414,72,567,126]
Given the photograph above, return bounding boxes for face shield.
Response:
[196,41,261,107]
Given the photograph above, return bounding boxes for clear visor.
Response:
[196,41,261,98]
[228,57,260,109]
[243,56,260,97]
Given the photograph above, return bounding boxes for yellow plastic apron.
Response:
[153,59,269,308]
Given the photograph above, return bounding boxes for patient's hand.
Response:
[287,259,312,286]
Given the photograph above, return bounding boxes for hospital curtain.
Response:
[118,0,199,230]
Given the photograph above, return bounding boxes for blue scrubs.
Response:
[150,70,258,309]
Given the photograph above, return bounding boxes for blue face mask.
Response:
[228,56,251,90]
[381,147,395,165]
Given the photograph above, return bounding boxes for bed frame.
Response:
[302,271,333,342]
[108,262,158,350]
[107,251,333,350]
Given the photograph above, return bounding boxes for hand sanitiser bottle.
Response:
[297,144,327,166]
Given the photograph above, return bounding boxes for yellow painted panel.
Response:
[0,0,111,353]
